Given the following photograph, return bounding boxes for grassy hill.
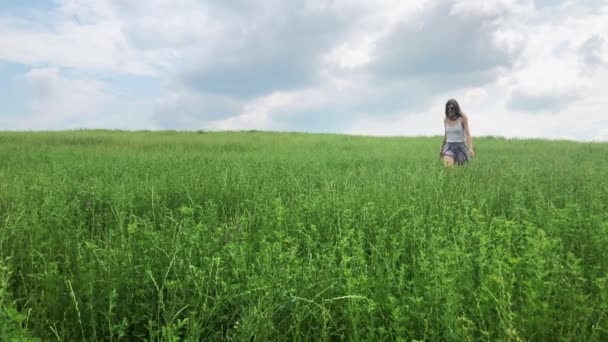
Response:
[1,130,607,341]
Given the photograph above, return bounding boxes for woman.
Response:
[440,99,474,167]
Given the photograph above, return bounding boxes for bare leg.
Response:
[442,156,455,167]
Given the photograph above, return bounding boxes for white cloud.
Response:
[152,0,535,131]
[0,0,160,75]
[7,67,154,130]
[450,0,535,16]
[23,67,108,128]
[347,67,608,141]
[206,93,290,131]
[502,1,608,112]
[0,0,607,140]
[153,88,243,129]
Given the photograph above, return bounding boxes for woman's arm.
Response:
[461,113,475,157]
[440,118,447,157]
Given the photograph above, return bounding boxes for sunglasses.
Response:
[447,105,455,110]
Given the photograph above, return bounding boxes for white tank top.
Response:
[445,118,465,143]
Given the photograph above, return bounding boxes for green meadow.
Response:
[1,130,607,341]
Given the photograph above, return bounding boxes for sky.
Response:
[1,0,607,141]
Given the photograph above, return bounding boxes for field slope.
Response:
[1,130,607,341]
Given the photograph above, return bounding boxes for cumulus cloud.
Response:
[174,1,360,98]
[370,2,520,78]
[153,89,243,129]
[24,67,109,128]
[154,0,534,129]
[503,1,608,113]
[0,0,607,140]
[579,35,607,67]
[0,0,161,75]
[8,67,153,130]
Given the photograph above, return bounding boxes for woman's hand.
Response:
[469,148,475,158]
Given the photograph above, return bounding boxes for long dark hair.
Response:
[445,99,462,118]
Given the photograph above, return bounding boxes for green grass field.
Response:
[1,130,607,341]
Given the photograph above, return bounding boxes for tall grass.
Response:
[0,130,607,341]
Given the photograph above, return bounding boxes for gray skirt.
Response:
[441,142,469,165]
